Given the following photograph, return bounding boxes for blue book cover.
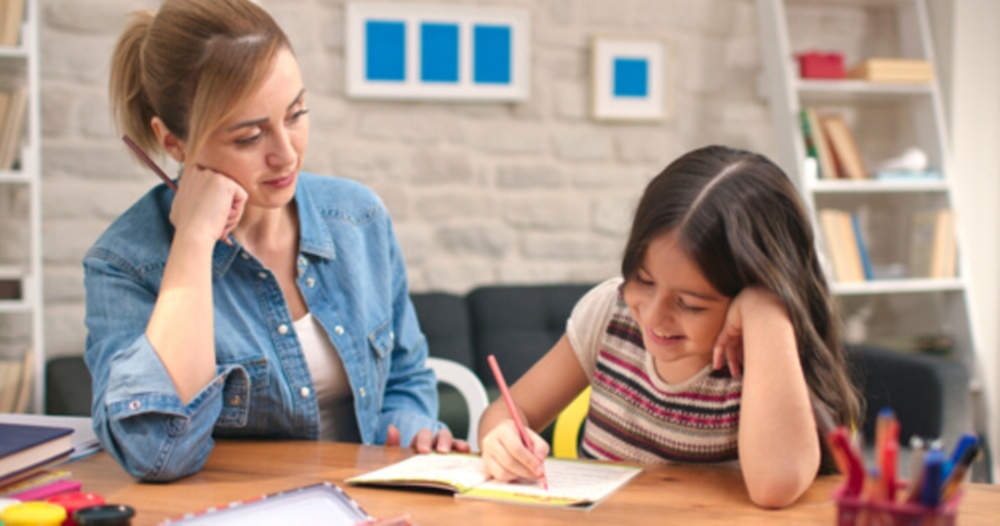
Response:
[850,213,874,281]
[0,423,74,485]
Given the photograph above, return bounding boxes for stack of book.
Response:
[819,209,872,283]
[799,109,867,180]
[0,422,77,499]
[910,209,957,279]
[847,58,934,83]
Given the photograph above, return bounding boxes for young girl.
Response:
[478,145,861,508]
[85,0,464,482]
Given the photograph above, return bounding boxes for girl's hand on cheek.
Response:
[170,164,248,247]
[711,287,788,378]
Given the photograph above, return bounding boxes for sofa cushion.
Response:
[466,284,594,388]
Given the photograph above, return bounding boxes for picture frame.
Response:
[345,3,530,102]
[591,37,670,122]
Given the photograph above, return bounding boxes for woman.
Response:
[84,0,465,482]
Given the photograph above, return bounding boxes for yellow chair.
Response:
[552,386,591,458]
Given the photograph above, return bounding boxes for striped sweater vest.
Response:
[579,294,743,464]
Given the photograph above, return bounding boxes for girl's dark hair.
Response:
[109,0,290,162]
[622,145,862,474]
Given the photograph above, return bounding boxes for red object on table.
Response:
[796,52,845,79]
[46,492,105,526]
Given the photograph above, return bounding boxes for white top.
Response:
[566,277,622,381]
[295,313,357,442]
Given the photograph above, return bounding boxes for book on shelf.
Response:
[348,453,643,510]
[820,114,867,180]
[819,209,866,283]
[850,213,874,281]
[847,58,934,83]
[909,209,956,279]
[0,85,27,170]
[800,108,838,179]
[0,0,24,48]
[0,422,73,488]
[0,349,32,413]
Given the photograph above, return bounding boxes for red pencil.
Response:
[486,354,548,490]
[122,135,178,191]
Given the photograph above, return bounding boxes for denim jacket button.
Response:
[359,387,366,397]
[306,278,315,288]
[277,324,289,335]
[229,395,241,406]
[300,387,311,398]
[129,400,141,411]
[240,252,249,260]
[258,271,267,279]
[299,256,308,266]
[334,325,345,336]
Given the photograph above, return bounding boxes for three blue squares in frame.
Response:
[364,20,512,85]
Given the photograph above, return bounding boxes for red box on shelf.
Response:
[796,52,845,79]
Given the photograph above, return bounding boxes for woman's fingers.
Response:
[431,428,454,453]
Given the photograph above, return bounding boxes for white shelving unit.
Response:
[0,0,43,413]
[755,0,990,470]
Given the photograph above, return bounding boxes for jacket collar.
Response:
[207,173,337,278]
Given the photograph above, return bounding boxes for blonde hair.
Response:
[109,0,290,162]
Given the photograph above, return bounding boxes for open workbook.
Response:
[347,453,642,510]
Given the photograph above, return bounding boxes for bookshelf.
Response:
[0,0,42,413]
[755,0,989,473]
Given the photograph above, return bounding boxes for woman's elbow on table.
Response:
[96,409,216,482]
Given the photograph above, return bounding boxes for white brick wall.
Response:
[22,0,885,359]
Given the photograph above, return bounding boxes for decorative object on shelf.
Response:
[874,147,942,181]
[590,36,669,122]
[795,51,845,79]
[847,58,933,83]
[345,2,530,101]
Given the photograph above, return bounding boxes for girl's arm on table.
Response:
[716,288,820,508]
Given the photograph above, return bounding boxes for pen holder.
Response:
[833,484,961,526]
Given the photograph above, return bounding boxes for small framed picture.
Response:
[591,37,670,121]
[345,2,530,102]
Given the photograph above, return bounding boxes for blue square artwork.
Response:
[613,58,649,97]
[473,25,511,84]
[421,23,459,83]
[366,20,405,82]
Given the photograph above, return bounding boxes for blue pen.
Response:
[944,433,978,479]
[920,449,944,508]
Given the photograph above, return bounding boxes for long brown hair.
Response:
[622,145,862,473]
[109,0,290,162]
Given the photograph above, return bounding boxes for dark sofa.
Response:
[47,283,974,468]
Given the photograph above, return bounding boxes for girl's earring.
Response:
[177,163,184,177]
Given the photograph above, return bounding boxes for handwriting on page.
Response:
[475,460,639,500]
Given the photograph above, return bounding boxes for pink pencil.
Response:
[122,135,178,191]
[486,354,548,490]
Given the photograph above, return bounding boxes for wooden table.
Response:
[66,441,1000,525]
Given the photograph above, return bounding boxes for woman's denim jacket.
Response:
[83,173,442,481]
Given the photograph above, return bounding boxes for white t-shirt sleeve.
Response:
[566,277,625,381]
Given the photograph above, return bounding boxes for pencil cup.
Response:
[833,484,961,526]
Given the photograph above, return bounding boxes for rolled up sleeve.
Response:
[84,250,243,481]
